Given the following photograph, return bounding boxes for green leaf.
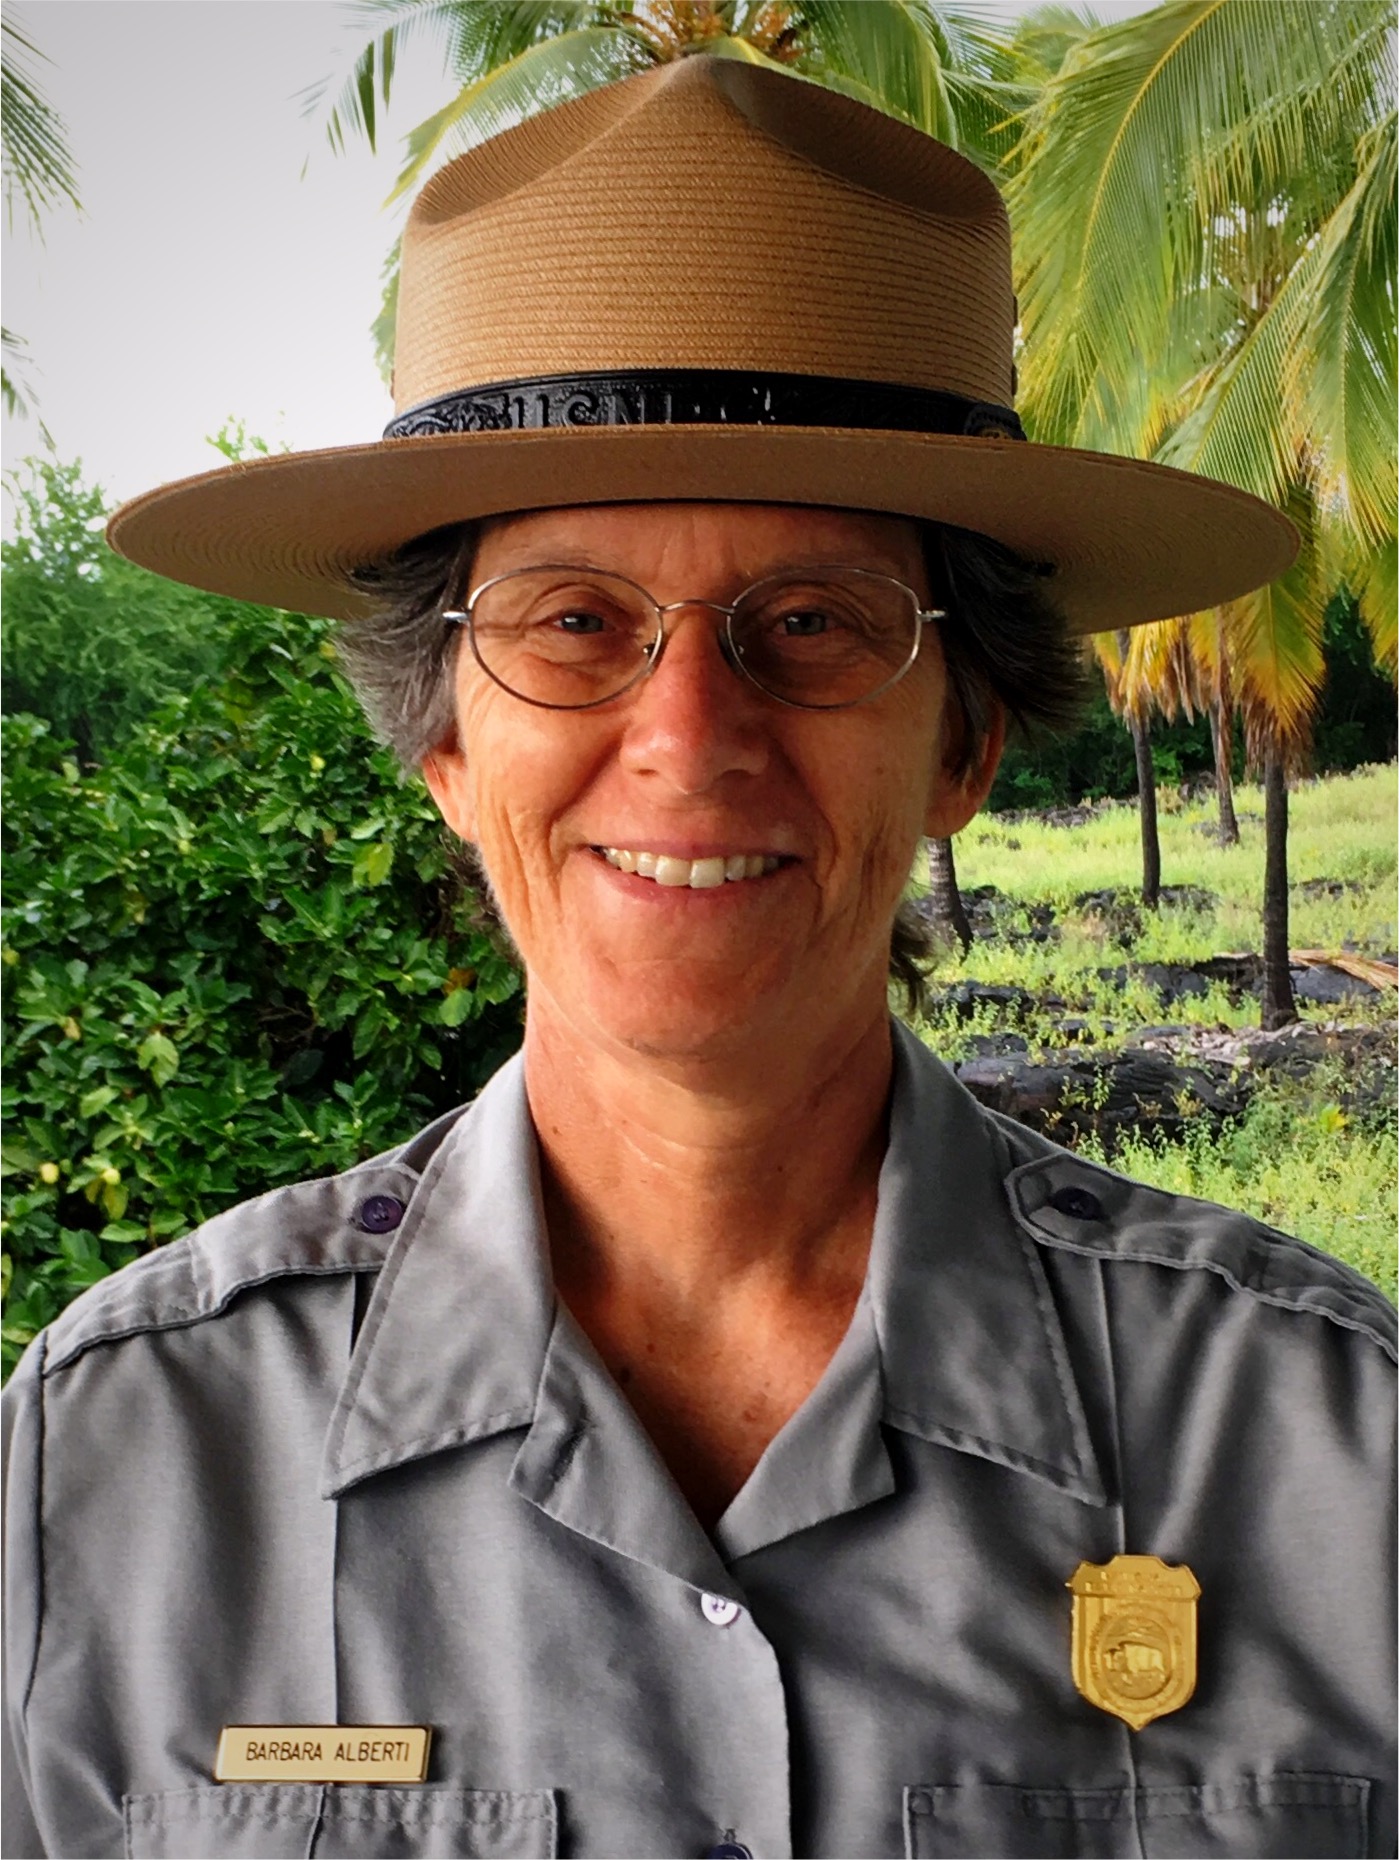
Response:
[78,1084,119,1119]
[352,840,395,888]
[439,986,477,1028]
[136,1032,180,1086]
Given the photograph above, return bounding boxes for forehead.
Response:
[471,503,925,583]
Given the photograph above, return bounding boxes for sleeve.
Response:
[3,1339,49,1859]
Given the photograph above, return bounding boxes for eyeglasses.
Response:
[443,565,945,712]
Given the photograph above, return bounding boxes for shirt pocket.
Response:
[123,1784,558,1859]
[902,1773,1372,1859]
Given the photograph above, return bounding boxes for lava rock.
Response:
[1290,965,1382,1003]
[1192,953,1265,993]
[962,1032,1030,1058]
[925,981,1041,1022]
[1297,877,1366,898]
[1097,963,1213,1006]
[954,1048,1250,1150]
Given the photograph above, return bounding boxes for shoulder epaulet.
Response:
[999,1126,1397,1363]
[41,1106,468,1376]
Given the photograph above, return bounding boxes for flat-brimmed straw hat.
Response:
[109,58,1295,632]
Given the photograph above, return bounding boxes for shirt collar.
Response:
[321,1053,551,1498]
[322,1021,1104,1516]
[870,1021,1105,1505]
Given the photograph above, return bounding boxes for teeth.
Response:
[601,848,782,886]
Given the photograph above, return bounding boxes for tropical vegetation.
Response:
[0,587,523,1377]
[1010,0,1396,1025]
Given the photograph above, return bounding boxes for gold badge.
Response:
[215,1725,431,1783]
[1068,1555,1200,1730]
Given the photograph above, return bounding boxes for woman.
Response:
[5,57,1393,1860]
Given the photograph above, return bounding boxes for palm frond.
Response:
[1008,0,1387,449]
[386,27,653,200]
[2,323,34,416]
[1,14,79,231]
[1153,234,1306,506]
[798,1,958,142]
[1227,489,1327,761]
[1293,112,1398,551]
[304,2,600,155]
[1354,534,1397,674]
[1100,611,1215,725]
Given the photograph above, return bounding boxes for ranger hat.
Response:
[108,56,1296,632]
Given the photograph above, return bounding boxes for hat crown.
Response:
[393,59,1014,413]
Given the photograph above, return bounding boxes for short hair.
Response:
[342,516,1083,1013]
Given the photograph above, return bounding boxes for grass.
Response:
[953,762,1397,958]
[1078,1090,1397,1302]
[906,764,1397,1299]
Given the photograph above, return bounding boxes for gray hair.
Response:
[341,520,1083,1012]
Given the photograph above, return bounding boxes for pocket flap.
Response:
[903,1773,1371,1859]
[124,1785,559,1859]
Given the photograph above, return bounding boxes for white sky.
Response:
[3,0,1157,524]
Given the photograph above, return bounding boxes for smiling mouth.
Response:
[594,848,786,889]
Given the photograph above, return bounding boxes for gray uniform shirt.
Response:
[4,1022,1395,1860]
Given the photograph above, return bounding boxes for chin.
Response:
[576,966,789,1061]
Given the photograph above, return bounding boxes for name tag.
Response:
[215,1725,432,1783]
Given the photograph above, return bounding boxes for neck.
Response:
[523,995,893,1311]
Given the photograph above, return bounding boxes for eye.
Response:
[778,608,831,638]
[551,608,609,635]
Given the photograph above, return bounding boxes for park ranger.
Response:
[5,57,1395,1860]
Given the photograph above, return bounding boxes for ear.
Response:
[421,737,477,842]
[923,705,1005,841]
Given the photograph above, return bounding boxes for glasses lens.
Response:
[468,568,658,708]
[730,569,921,707]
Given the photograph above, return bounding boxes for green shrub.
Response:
[1,603,523,1374]
[1,456,229,759]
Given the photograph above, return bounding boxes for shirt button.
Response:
[1048,1183,1104,1221]
[699,1592,741,1627]
[356,1194,405,1234]
[705,1842,753,1859]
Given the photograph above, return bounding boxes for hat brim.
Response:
[107,425,1296,635]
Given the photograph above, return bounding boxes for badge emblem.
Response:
[1067,1555,1200,1730]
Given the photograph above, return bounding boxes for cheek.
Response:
[453,682,608,944]
[821,713,945,917]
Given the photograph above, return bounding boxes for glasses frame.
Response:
[441,564,947,712]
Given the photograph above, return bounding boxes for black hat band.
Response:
[384,370,1026,443]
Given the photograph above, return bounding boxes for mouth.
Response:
[593,847,789,889]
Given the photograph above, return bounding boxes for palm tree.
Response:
[1009,0,1396,1025]
[2,10,81,416]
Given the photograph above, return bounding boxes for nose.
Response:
[617,604,770,791]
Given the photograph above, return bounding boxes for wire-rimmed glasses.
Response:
[442,565,945,712]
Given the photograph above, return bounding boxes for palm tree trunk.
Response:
[1261,752,1297,1030]
[1118,631,1160,908]
[1130,718,1161,909]
[1209,696,1240,845]
[926,836,973,954]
